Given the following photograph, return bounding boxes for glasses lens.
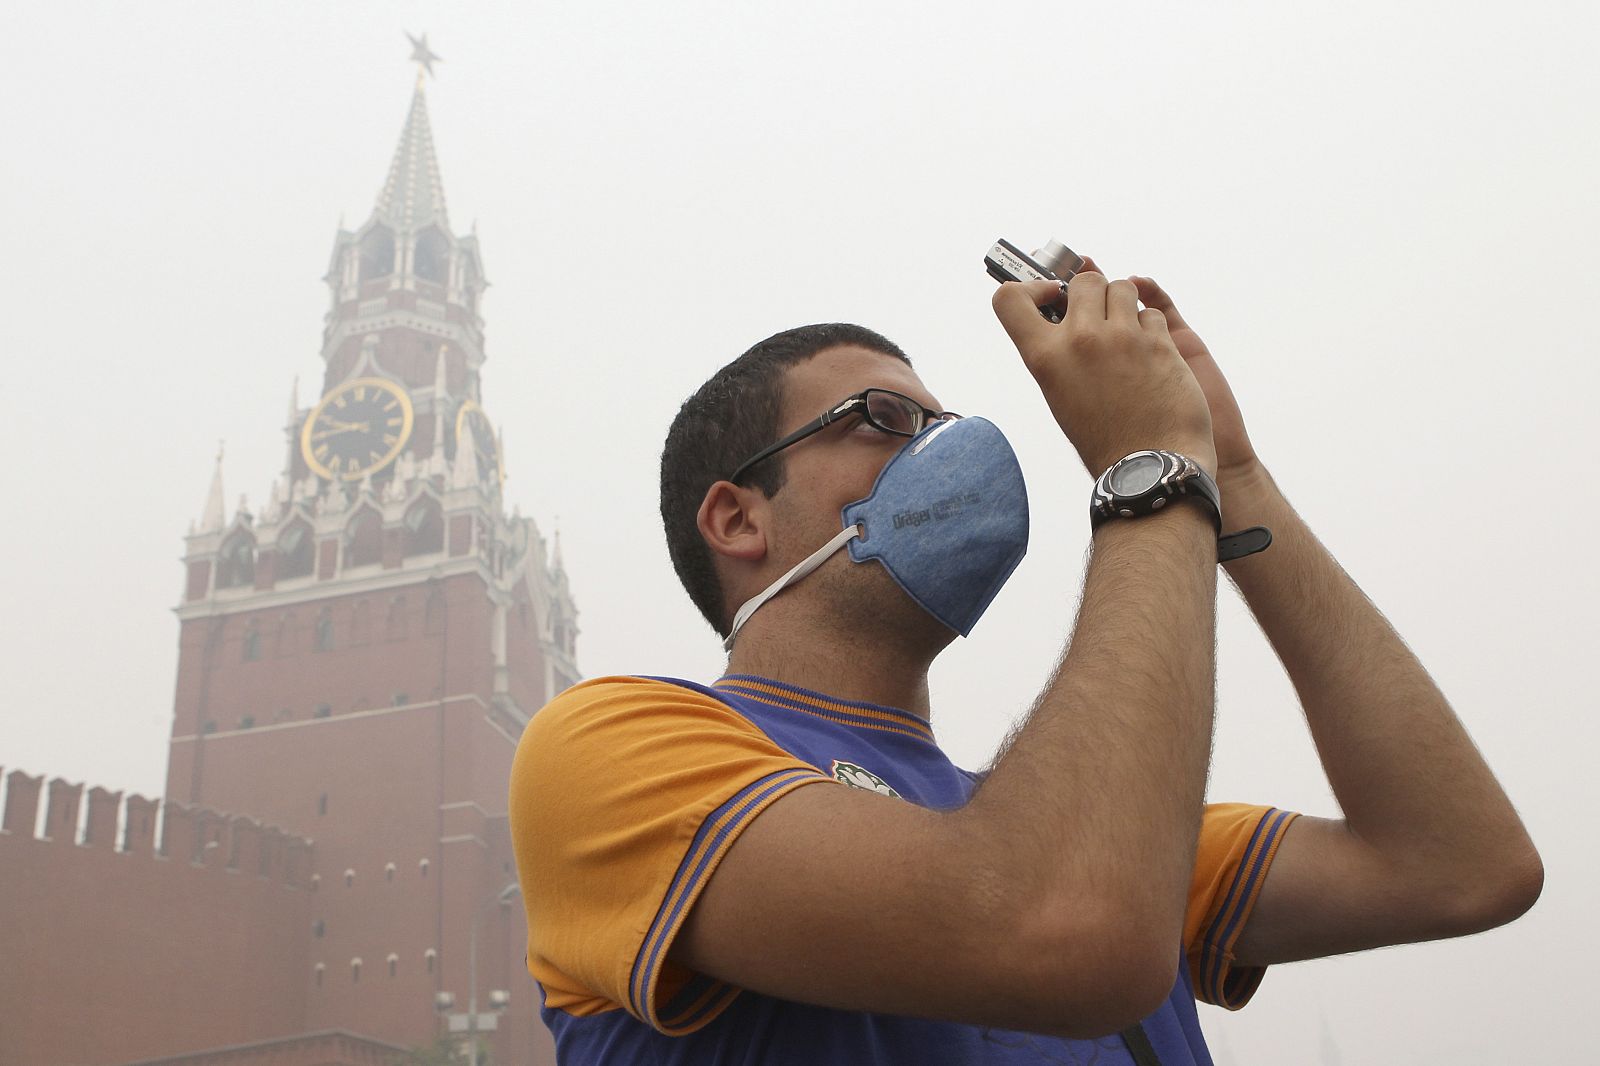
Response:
[864,391,924,436]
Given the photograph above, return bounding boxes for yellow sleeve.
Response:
[1184,804,1300,1009]
[508,676,832,1035]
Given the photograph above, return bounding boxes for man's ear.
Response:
[696,481,769,565]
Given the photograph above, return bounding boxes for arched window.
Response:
[387,953,399,978]
[314,608,334,652]
[242,620,261,662]
[216,534,256,589]
[385,595,408,641]
[413,227,450,284]
[314,962,325,988]
[344,508,382,569]
[351,957,362,983]
[403,499,443,557]
[350,599,371,645]
[276,520,314,580]
[358,226,394,282]
[275,612,298,657]
[424,948,437,974]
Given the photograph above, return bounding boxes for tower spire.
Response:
[376,36,449,232]
[199,443,226,534]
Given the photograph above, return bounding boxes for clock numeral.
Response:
[383,434,398,446]
[383,398,399,412]
[345,458,361,475]
[334,395,348,409]
[354,386,366,402]
[387,416,402,428]
[315,444,330,460]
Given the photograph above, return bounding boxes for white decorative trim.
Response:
[173,556,494,620]
[170,693,490,743]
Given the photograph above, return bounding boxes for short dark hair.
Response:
[660,323,912,637]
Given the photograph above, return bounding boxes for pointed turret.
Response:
[199,445,226,534]
[375,83,449,233]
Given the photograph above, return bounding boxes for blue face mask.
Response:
[724,416,1029,650]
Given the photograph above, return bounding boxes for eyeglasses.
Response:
[728,388,960,486]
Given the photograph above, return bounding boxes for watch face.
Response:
[300,377,414,481]
[1109,452,1164,496]
[454,400,503,488]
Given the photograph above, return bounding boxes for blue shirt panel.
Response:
[538,675,1215,1066]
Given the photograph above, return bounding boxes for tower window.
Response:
[419,858,430,878]
[277,521,314,580]
[344,509,383,569]
[314,963,325,988]
[317,793,327,816]
[414,226,449,284]
[425,949,437,974]
[313,703,331,719]
[385,862,396,882]
[387,953,399,978]
[216,534,256,589]
[239,715,254,730]
[314,609,334,652]
[344,869,355,888]
[313,919,325,939]
[242,621,261,662]
[358,225,394,282]
[403,499,444,556]
[351,958,362,983]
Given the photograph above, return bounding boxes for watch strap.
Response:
[1218,525,1273,563]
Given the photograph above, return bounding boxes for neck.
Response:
[724,612,943,721]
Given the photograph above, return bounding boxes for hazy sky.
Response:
[3,2,1596,1061]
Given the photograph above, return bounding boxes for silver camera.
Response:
[983,238,1084,323]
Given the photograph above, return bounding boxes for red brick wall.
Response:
[0,780,312,1066]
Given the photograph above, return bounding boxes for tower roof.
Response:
[374,83,449,232]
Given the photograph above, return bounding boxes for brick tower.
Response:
[166,59,575,1063]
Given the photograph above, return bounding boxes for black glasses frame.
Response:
[727,388,958,486]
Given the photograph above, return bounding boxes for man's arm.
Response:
[1220,465,1542,964]
[673,274,1222,1038]
[675,502,1219,1036]
[1124,271,1541,962]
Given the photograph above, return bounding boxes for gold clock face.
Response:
[301,377,415,481]
[454,400,503,488]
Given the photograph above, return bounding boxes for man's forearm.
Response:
[1220,465,1539,896]
[968,501,1218,960]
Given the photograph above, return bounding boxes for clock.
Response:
[454,400,503,488]
[300,377,415,482]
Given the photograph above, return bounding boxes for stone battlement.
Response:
[0,768,313,888]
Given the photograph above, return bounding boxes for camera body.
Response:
[984,238,1084,322]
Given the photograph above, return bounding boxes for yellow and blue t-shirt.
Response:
[509,674,1297,1064]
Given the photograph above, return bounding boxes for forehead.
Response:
[779,345,941,429]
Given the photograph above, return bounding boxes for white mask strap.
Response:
[723,524,862,652]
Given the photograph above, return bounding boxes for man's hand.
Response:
[1130,275,1263,490]
[992,268,1217,478]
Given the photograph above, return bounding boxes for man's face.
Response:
[751,345,955,644]
[767,345,944,528]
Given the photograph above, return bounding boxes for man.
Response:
[509,265,1541,1063]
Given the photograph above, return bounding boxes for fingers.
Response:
[1131,275,1191,333]
[991,279,1065,351]
[1106,278,1140,327]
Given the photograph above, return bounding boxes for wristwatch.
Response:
[1090,450,1272,563]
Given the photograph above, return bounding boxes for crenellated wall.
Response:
[0,771,315,1066]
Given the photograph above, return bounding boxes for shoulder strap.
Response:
[1120,1022,1163,1066]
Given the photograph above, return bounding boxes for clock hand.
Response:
[314,420,372,435]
